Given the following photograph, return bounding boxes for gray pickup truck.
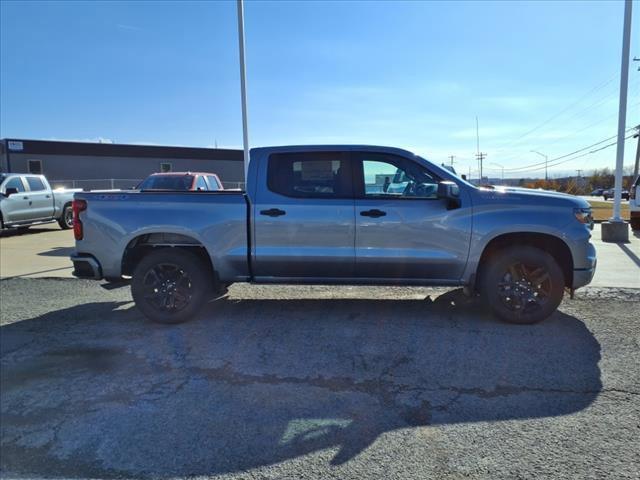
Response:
[1,173,78,230]
[71,145,596,325]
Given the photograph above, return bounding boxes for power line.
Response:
[496,78,640,160]
[529,103,639,153]
[510,133,636,173]
[491,74,618,151]
[503,126,638,172]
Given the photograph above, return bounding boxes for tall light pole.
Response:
[237,0,250,184]
[603,0,632,242]
[530,150,548,181]
[611,0,633,222]
[490,162,504,182]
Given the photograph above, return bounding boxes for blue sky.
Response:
[1,0,639,178]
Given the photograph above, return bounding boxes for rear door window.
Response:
[267,152,352,198]
[26,176,46,192]
[206,175,221,191]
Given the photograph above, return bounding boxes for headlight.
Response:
[574,208,593,228]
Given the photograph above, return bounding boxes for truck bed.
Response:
[74,190,250,281]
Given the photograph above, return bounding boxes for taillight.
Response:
[72,199,87,240]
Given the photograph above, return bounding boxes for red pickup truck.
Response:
[139,172,224,192]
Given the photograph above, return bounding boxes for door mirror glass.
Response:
[437,181,461,209]
[4,187,19,197]
[437,181,460,199]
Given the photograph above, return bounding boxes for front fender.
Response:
[462,204,584,284]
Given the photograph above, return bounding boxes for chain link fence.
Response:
[49,178,245,191]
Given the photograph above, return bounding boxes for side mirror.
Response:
[437,181,459,199]
[437,181,461,209]
[4,187,19,197]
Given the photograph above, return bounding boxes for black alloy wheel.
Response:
[131,248,212,324]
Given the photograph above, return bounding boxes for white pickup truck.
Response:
[0,173,79,231]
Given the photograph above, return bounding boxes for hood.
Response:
[475,186,590,208]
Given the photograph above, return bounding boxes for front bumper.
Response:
[70,253,103,280]
[572,242,597,289]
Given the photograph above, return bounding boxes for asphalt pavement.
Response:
[1,280,639,479]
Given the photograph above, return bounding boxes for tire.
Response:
[480,246,564,324]
[58,204,73,229]
[131,248,212,324]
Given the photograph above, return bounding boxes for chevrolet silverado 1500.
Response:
[1,173,79,230]
[70,145,596,324]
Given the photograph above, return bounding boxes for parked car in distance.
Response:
[630,176,639,230]
[138,172,223,192]
[0,173,80,230]
[590,188,604,196]
[603,188,629,201]
[71,145,596,326]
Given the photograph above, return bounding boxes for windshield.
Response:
[416,155,475,188]
[139,175,194,191]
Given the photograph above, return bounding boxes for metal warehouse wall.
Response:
[6,153,244,188]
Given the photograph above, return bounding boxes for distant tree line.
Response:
[518,166,636,195]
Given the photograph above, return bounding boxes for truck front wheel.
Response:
[480,246,564,324]
[131,248,212,324]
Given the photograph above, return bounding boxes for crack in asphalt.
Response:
[146,361,624,404]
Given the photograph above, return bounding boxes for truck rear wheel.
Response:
[58,204,73,229]
[131,248,212,324]
[480,246,564,324]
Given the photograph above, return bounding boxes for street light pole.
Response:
[602,0,632,242]
[531,150,548,181]
[611,0,632,224]
[237,0,250,185]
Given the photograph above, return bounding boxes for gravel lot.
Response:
[1,279,639,479]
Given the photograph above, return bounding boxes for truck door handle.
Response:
[360,209,386,218]
[22,196,29,200]
[260,208,286,217]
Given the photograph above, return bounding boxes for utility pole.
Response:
[531,150,549,181]
[236,0,250,184]
[448,155,455,166]
[476,152,486,183]
[576,170,583,192]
